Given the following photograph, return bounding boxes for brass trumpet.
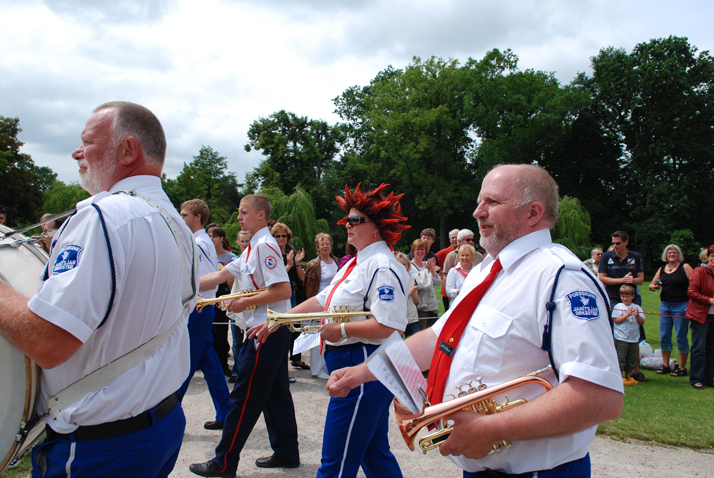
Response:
[266,306,374,333]
[195,288,268,312]
[394,367,554,454]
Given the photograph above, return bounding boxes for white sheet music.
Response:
[366,331,427,414]
[293,332,321,355]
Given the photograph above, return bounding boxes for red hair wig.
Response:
[336,183,410,246]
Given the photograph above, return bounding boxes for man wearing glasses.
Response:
[442,229,483,284]
[584,247,603,275]
[599,230,649,382]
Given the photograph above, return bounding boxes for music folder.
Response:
[366,331,427,414]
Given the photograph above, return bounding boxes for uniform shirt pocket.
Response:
[455,305,514,376]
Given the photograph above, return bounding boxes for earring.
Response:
[374,229,377,237]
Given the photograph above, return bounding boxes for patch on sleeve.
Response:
[566,291,599,320]
[264,255,278,269]
[377,285,395,302]
[52,245,83,274]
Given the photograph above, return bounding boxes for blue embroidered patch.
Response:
[377,286,395,302]
[566,291,599,320]
[265,256,278,269]
[53,245,83,274]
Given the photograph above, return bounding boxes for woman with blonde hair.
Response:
[648,244,693,376]
[445,244,478,300]
[395,252,419,337]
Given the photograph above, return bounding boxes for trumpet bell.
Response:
[394,368,553,454]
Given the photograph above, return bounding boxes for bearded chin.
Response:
[79,159,117,194]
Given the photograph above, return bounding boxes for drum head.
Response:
[0,225,46,473]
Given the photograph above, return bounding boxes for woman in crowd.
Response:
[395,252,419,337]
[303,232,340,379]
[686,245,714,390]
[410,238,441,329]
[271,222,309,370]
[285,184,410,478]
[445,244,478,301]
[648,244,693,376]
[207,225,236,376]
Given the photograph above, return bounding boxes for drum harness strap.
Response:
[45,191,198,420]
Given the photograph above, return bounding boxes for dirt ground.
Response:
[169,351,714,478]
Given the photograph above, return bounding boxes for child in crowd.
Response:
[613,284,646,385]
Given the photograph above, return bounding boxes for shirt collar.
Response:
[109,175,163,195]
[356,240,390,265]
[194,228,209,240]
[481,228,552,272]
[250,226,271,247]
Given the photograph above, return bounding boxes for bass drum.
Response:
[0,225,47,473]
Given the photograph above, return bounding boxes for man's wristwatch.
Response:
[340,322,349,339]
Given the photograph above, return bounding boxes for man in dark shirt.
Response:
[599,230,648,382]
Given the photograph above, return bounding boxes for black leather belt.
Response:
[46,392,179,441]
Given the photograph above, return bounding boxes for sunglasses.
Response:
[612,241,622,246]
[344,216,371,226]
[274,234,288,238]
[462,238,475,242]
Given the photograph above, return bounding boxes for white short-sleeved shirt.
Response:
[27,176,195,433]
[612,303,644,343]
[315,241,409,346]
[224,227,290,328]
[432,229,623,474]
[195,228,218,299]
[445,264,470,299]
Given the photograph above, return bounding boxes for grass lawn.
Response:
[434,279,714,450]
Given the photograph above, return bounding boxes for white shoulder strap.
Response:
[46,192,197,419]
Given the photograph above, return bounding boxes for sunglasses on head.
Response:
[344,216,371,226]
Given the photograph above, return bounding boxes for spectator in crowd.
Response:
[206,225,237,377]
[648,244,693,377]
[0,205,6,225]
[271,222,308,371]
[613,284,646,385]
[686,244,714,390]
[437,228,460,310]
[599,230,648,383]
[443,229,483,290]
[396,251,420,337]
[408,228,439,264]
[411,238,441,330]
[584,247,603,275]
[303,232,339,379]
[445,244,478,300]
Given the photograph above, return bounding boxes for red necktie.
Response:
[426,259,503,405]
[320,257,357,351]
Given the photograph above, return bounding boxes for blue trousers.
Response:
[690,315,714,386]
[230,322,245,379]
[658,301,690,353]
[178,307,231,423]
[317,343,402,478]
[463,453,590,478]
[210,326,299,475]
[32,401,185,478]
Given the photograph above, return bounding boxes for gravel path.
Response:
[170,359,713,478]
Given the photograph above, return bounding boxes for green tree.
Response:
[42,182,90,214]
[0,116,50,226]
[244,111,342,220]
[583,36,714,266]
[163,145,241,223]
[551,196,593,260]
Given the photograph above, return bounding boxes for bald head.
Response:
[474,164,559,256]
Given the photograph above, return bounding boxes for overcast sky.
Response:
[2,0,712,185]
